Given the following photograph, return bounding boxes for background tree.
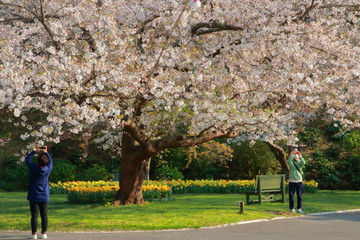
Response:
[0,0,359,204]
[340,130,360,189]
[303,122,360,190]
[183,140,233,179]
[228,140,281,179]
[150,140,233,180]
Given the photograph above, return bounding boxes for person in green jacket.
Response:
[288,148,306,214]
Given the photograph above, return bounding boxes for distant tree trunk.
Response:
[79,131,91,163]
[144,158,151,180]
[265,141,290,178]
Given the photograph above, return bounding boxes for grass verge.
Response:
[0,190,359,232]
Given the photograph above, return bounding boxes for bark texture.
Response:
[113,133,151,205]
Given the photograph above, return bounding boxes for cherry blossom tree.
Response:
[0,0,359,205]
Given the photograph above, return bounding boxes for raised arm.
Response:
[25,151,37,170]
[45,152,53,171]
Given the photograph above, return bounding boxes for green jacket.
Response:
[288,155,306,181]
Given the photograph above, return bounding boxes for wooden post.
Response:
[239,201,244,214]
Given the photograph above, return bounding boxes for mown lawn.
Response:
[0,191,359,232]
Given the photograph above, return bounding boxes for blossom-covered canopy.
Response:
[0,0,359,154]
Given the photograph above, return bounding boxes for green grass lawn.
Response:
[0,191,359,232]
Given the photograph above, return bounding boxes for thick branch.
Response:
[134,96,149,119]
[153,130,238,152]
[191,21,243,36]
[28,91,116,106]
[80,27,97,52]
[123,122,151,150]
[265,141,289,175]
[136,14,160,54]
[124,123,238,156]
[0,14,35,23]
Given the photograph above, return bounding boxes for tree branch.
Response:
[38,0,61,50]
[230,90,286,101]
[82,64,97,86]
[0,13,35,23]
[134,96,149,120]
[146,2,188,79]
[296,0,318,22]
[0,2,38,16]
[310,45,338,59]
[79,27,97,52]
[123,122,151,151]
[191,21,243,36]
[124,124,238,156]
[0,1,61,50]
[136,14,160,54]
[206,38,242,58]
[28,90,117,106]
[319,4,360,9]
[153,129,238,152]
[265,141,290,174]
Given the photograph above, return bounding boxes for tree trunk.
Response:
[265,141,290,178]
[144,158,151,181]
[113,157,147,205]
[111,126,237,205]
[112,133,152,205]
[79,131,91,163]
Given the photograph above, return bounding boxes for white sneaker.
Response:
[298,209,304,214]
[41,234,48,239]
[28,235,37,239]
[290,209,296,213]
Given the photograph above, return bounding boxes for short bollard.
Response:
[238,201,244,214]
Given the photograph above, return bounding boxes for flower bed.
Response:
[50,179,318,203]
[149,179,318,194]
[298,180,318,193]
[67,185,117,203]
[51,181,172,203]
[50,180,116,194]
[158,180,256,194]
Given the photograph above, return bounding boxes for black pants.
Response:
[289,182,303,210]
[29,202,48,234]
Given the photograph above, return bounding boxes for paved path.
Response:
[1,211,360,240]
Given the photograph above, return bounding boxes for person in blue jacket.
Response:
[25,146,53,239]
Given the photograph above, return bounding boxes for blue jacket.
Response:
[25,151,53,202]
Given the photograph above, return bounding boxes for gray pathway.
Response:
[1,211,360,240]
